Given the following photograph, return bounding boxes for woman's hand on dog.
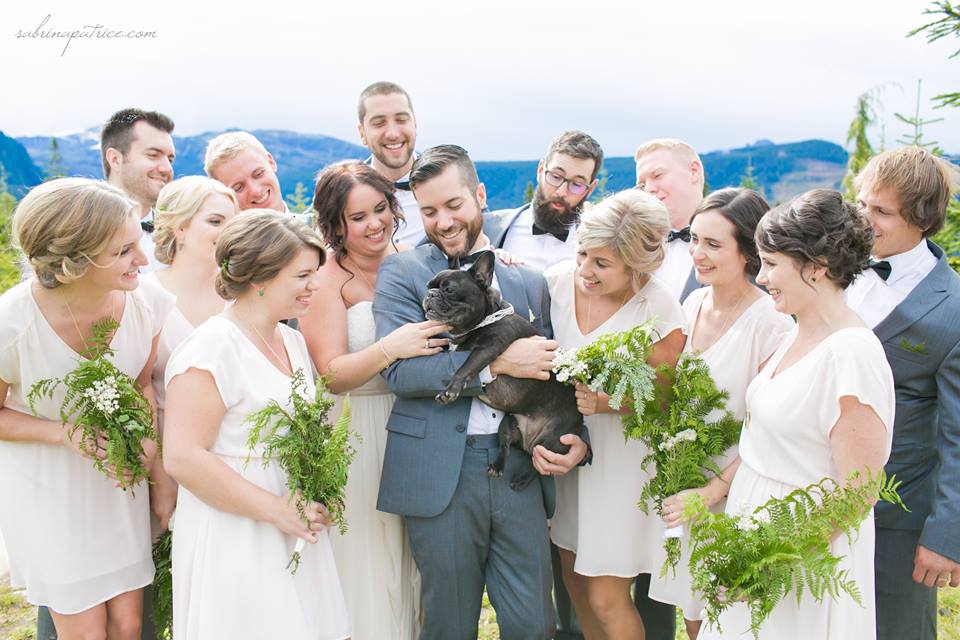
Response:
[383,320,450,360]
[532,434,588,476]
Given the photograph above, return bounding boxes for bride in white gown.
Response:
[301,161,450,639]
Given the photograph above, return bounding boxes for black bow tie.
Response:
[532,223,570,243]
[141,220,154,233]
[868,259,892,281]
[394,180,411,191]
[453,251,489,269]
[667,227,691,243]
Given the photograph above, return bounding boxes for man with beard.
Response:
[634,138,705,303]
[357,81,424,245]
[101,108,176,272]
[488,131,602,271]
[373,144,590,639]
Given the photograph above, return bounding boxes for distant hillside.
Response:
[0,132,43,197]
[478,139,850,210]
[15,127,857,208]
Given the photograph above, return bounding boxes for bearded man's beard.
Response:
[531,186,583,237]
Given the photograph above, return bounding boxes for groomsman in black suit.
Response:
[356,81,424,245]
[634,138,705,303]
[846,146,960,640]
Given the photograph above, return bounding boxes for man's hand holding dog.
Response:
[533,435,588,476]
[489,336,557,381]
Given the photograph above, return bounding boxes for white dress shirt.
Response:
[457,242,505,435]
[846,240,938,328]
[500,205,578,272]
[393,184,424,246]
[139,209,163,274]
[653,234,694,300]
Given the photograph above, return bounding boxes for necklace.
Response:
[582,283,633,334]
[346,253,379,295]
[238,309,292,377]
[62,290,118,351]
[701,286,749,347]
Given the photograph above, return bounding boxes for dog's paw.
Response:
[486,464,504,478]
[435,389,459,405]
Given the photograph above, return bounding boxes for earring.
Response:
[257,289,265,297]
[811,277,817,282]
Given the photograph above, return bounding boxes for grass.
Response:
[0,578,36,640]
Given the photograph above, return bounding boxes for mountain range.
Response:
[3,127,860,208]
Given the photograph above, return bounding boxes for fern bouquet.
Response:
[245,369,357,573]
[27,318,157,490]
[684,472,906,639]
[627,353,742,575]
[151,530,173,639]
[552,320,660,411]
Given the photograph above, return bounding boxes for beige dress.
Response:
[547,261,686,577]
[649,287,794,619]
[0,278,173,613]
[165,316,350,640]
[329,301,420,639]
[698,327,895,640]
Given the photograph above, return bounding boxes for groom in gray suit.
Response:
[846,146,960,640]
[373,145,590,639]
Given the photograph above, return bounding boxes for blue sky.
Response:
[2,0,958,159]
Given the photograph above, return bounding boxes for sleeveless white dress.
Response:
[0,278,173,613]
[165,315,350,640]
[546,261,687,577]
[649,288,794,619]
[329,301,421,640]
[698,327,895,640]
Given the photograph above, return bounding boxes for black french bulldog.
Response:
[422,250,585,490]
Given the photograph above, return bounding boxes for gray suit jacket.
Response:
[874,241,960,563]
[485,204,527,249]
[373,243,557,519]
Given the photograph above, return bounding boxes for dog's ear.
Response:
[447,255,461,270]
[468,251,496,289]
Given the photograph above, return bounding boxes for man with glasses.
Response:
[488,131,602,271]
[485,131,601,640]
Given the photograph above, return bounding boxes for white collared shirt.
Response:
[394,183,424,246]
[500,205,578,272]
[846,240,938,328]
[454,241,504,435]
[653,234,693,300]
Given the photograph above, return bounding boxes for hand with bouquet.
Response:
[245,369,358,573]
[681,471,907,639]
[27,318,158,491]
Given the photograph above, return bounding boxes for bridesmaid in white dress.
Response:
[547,189,686,640]
[675,190,895,640]
[163,211,349,640]
[0,179,173,638]
[300,160,450,640]
[649,189,793,638]
[144,176,238,532]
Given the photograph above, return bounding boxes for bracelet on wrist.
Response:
[378,339,397,365]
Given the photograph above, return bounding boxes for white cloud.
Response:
[1,0,957,158]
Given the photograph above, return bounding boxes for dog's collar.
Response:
[449,303,515,346]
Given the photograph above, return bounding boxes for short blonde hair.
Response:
[634,138,705,190]
[215,209,326,300]
[154,177,238,264]
[855,146,960,237]
[577,189,670,291]
[203,131,270,177]
[13,178,135,289]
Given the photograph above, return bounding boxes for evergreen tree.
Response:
[46,138,66,179]
[895,80,945,152]
[841,92,877,200]
[0,164,21,292]
[908,1,960,109]
[286,181,309,213]
[523,181,534,204]
[739,155,764,197]
[590,167,610,203]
